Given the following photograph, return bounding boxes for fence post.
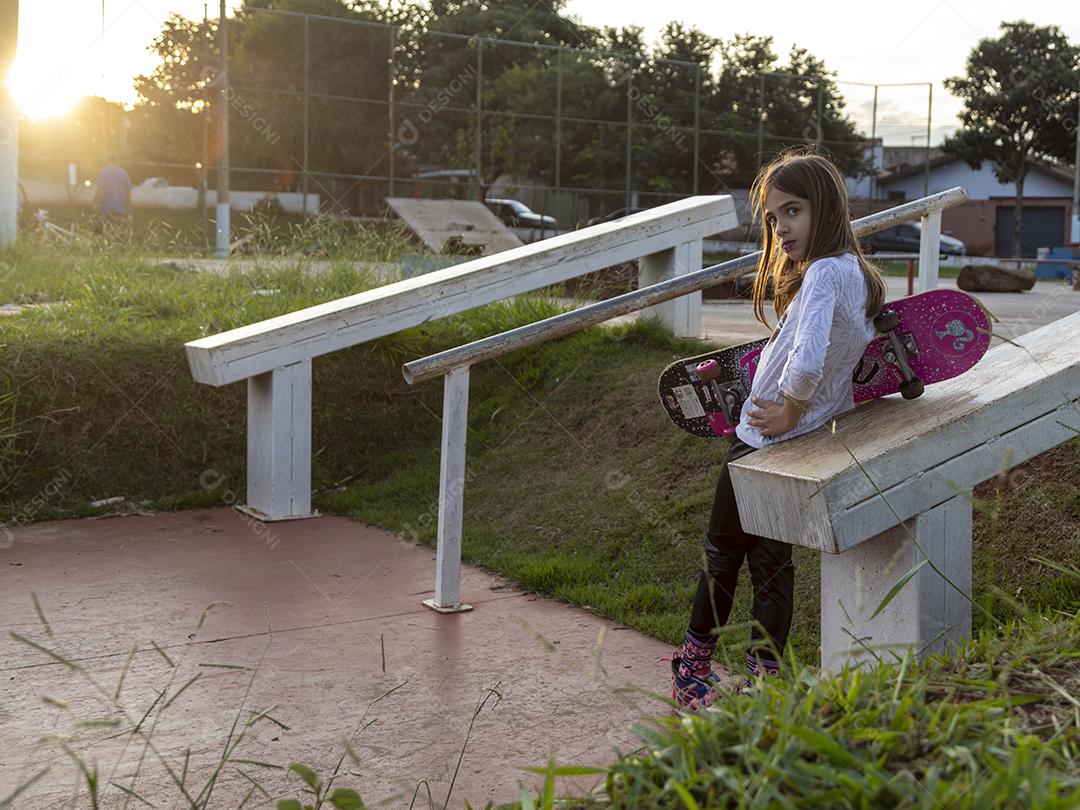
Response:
[625,56,634,209]
[924,82,933,199]
[388,25,396,199]
[815,78,824,144]
[919,209,942,292]
[215,0,230,259]
[474,38,483,202]
[757,71,765,172]
[302,14,310,218]
[425,365,474,613]
[555,45,562,201]
[693,63,700,196]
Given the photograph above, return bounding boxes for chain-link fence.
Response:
[17,5,936,233]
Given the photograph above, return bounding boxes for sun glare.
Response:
[8,57,84,121]
[6,0,194,121]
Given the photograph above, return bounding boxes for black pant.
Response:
[687,437,795,660]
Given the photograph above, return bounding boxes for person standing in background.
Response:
[94,153,133,237]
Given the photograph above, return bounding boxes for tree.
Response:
[944,20,1080,257]
[131,0,428,206]
[710,34,869,188]
[395,0,602,194]
[117,0,870,215]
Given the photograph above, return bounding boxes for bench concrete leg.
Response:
[820,493,972,673]
[424,365,473,614]
[241,359,317,521]
[639,239,702,337]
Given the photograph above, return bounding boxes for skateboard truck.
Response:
[873,309,924,399]
[695,359,746,434]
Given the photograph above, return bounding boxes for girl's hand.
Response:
[743,395,803,438]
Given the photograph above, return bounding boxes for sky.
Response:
[9,0,1080,145]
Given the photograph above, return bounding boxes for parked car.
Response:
[862,221,966,256]
[585,206,648,227]
[484,198,559,230]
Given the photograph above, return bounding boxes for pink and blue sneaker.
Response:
[661,650,725,710]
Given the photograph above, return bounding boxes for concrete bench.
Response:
[728,309,1080,672]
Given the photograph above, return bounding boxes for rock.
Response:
[957,264,1035,293]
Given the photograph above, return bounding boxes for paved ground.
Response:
[599,278,1080,347]
[703,278,1080,347]
[0,508,707,808]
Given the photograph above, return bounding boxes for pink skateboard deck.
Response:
[658,289,991,439]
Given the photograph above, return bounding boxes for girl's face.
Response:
[764,186,812,262]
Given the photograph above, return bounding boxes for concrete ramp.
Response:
[0,508,675,806]
[386,197,523,255]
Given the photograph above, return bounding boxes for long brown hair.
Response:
[748,148,886,331]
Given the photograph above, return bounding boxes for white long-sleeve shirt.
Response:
[735,252,878,449]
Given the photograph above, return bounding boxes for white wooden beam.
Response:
[639,239,703,338]
[424,365,473,614]
[240,360,317,521]
[820,493,972,673]
[185,196,737,386]
[729,310,1080,553]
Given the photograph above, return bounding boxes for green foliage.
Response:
[403,9,868,192]
[598,598,1080,809]
[943,20,1080,256]
[276,763,365,809]
[944,20,1080,179]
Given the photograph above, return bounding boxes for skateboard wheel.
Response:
[900,377,924,399]
[696,359,722,381]
[873,309,899,333]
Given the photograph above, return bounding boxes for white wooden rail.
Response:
[185,195,737,520]
[403,188,969,611]
[730,311,1080,671]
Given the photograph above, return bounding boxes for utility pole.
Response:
[199,3,209,247]
[1072,92,1079,244]
[869,84,878,203]
[924,82,932,199]
[215,0,230,259]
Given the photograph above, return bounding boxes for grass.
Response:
[3,232,1080,807]
[584,583,1080,808]
[19,201,419,261]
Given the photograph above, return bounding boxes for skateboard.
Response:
[658,289,991,439]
